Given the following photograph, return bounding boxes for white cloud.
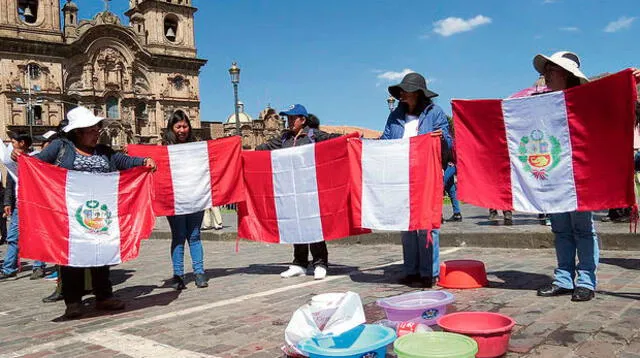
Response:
[377,68,415,82]
[604,16,636,32]
[432,15,492,37]
[559,26,580,32]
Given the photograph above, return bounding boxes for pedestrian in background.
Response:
[0,132,47,280]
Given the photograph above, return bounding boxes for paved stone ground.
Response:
[1,241,640,357]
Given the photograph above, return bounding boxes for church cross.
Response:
[104,0,111,12]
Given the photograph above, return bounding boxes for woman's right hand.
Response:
[3,206,11,218]
[10,148,24,161]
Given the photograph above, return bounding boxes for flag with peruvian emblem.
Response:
[238,134,369,244]
[128,136,244,216]
[348,135,443,231]
[452,69,638,213]
[17,156,155,267]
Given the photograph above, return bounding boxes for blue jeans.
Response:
[550,211,599,290]
[2,210,45,275]
[444,165,460,214]
[167,211,205,276]
[401,230,440,277]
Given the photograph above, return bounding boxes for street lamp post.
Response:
[386,95,396,112]
[228,62,241,136]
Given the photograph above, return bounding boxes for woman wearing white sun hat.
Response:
[13,106,157,318]
[533,51,640,302]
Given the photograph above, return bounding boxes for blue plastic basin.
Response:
[297,324,396,358]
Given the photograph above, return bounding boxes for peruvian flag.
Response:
[349,135,443,231]
[238,134,369,244]
[128,136,244,216]
[452,69,638,213]
[17,156,155,267]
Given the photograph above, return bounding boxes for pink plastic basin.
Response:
[437,312,515,358]
[376,290,455,326]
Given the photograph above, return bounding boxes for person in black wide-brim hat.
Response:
[381,72,453,288]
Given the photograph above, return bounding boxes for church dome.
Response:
[63,0,79,11]
[226,101,253,123]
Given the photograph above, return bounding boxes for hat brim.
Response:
[388,84,438,100]
[62,116,104,133]
[533,54,589,84]
[279,111,307,117]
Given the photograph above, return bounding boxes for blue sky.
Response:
[79,0,638,130]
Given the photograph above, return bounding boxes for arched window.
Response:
[135,102,147,120]
[27,63,40,80]
[164,15,178,42]
[33,105,42,125]
[106,97,119,119]
[17,0,38,24]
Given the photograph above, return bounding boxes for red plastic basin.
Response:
[438,260,488,289]
[437,312,516,358]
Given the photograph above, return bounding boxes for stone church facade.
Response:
[0,0,206,148]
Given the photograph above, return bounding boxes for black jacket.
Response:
[3,175,15,210]
[256,126,340,151]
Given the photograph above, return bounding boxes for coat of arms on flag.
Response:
[517,129,561,180]
[17,156,155,267]
[76,200,113,233]
[452,69,638,213]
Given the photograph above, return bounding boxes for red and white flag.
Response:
[349,135,443,231]
[452,69,638,213]
[18,156,155,267]
[128,136,244,216]
[238,134,369,244]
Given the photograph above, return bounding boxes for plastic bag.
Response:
[283,292,366,357]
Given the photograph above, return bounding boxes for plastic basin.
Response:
[437,312,516,358]
[297,324,396,358]
[394,332,478,358]
[376,290,455,326]
[438,260,488,289]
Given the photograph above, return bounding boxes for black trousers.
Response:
[0,215,6,243]
[292,242,328,268]
[61,265,112,305]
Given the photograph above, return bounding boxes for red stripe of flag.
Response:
[127,144,175,216]
[452,99,513,210]
[409,135,443,231]
[347,138,364,229]
[18,156,70,265]
[237,151,280,243]
[207,137,244,205]
[565,69,637,211]
[117,167,155,262]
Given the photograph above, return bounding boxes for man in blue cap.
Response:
[256,104,340,280]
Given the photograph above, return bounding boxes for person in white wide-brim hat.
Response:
[11,105,157,319]
[533,51,640,303]
[533,51,589,88]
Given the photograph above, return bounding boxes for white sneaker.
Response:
[314,266,327,280]
[280,265,306,278]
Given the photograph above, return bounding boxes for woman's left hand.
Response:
[430,129,443,137]
[144,157,157,172]
[632,68,640,84]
